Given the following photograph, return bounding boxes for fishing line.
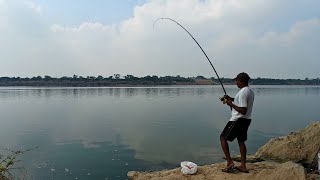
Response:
[153,17,227,96]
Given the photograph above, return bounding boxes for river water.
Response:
[0,85,319,179]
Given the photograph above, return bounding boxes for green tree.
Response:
[96,75,103,80]
[44,75,52,81]
[125,75,138,81]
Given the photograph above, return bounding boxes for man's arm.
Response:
[226,100,247,115]
[225,94,247,114]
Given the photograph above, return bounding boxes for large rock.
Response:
[254,121,320,164]
[128,161,307,180]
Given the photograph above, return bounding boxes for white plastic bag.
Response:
[180,161,197,175]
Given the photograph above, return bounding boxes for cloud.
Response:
[22,0,42,15]
[51,22,113,33]
[0,0,319,78]
[259,19,320,45]
[111,0,320,78]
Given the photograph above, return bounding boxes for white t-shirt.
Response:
[230,86,255,121]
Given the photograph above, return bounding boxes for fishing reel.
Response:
[219,97,227,104]
[219,95,230,104]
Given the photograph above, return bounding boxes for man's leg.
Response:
[238,141,247,170]
[234,118,250,172]
[220,135,234,167]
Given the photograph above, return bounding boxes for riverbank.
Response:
[128,121,320,180]
[1,76,319,86]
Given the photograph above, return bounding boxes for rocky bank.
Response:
[128,121,320,180]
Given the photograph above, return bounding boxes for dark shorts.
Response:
[221,118,251,142]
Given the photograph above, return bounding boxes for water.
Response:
[0,85,319,179]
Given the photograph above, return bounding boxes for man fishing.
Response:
[220,72,255,173]
[154,19,254,173]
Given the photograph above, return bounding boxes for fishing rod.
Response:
[153,17,227,96]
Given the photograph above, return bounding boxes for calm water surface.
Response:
[0,85,319,179]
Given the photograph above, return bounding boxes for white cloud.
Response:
[259,19,320,45]
[0,0,319,78]
[22,0,42,15]
[51,22,113,33]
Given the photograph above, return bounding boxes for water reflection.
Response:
[0,86,229,99]
[23,141,153,180]
[253,85,320,96]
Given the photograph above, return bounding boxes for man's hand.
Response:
[223,95,231,101]
[225,98,233,106]
[219,95,228,104]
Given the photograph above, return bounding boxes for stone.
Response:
[254,121,320,164]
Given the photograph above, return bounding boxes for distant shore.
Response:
[1,75,319,87]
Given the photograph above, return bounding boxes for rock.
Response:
[258,161,307,180]
[307,171,320,180]
[127,161,307,180]
[254,121,320,164]
[231,154,264,163]
[0,175,9,180]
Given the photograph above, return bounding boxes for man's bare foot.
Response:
[226,162,234,169]
[234,166,249,173]
[222,163,235,173]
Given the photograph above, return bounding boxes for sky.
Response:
[0,0,319,79]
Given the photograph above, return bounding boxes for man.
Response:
[220,72,254,173]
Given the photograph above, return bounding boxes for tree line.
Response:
[0,75,319,86]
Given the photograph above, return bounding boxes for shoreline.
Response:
[0,84,319,88]
[127,121,320,180]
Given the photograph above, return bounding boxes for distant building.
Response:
[194,76,217,85]
[114,74,121,79]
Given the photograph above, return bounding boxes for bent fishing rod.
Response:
[153,17,227,96]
